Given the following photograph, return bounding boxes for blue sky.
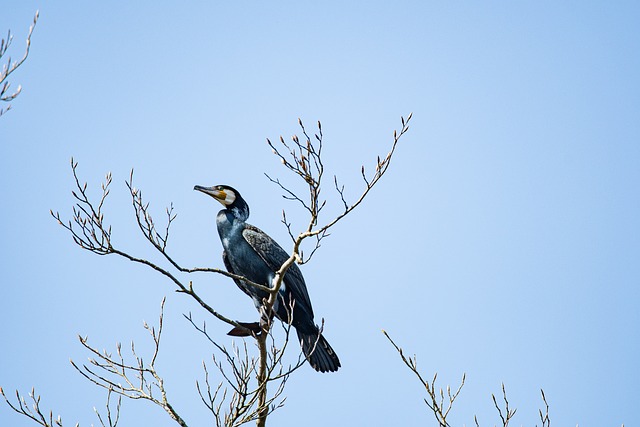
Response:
[2,2,639,426]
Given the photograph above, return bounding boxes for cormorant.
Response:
[194,184,341,373]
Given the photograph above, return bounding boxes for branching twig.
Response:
[383,330,463,427]
[1,11,38,116]
[94,388,122,427]
[385,330,556,427]
[491,383,517,427]
[538,389,550,427]
[50,158,262,338]
[186,300,304,426]
[1,386,77,427]
[266,114,411,265]
[70,298,188,427]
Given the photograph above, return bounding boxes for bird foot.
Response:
[227,321,262,337]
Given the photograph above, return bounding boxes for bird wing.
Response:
[222,249,256,299]
[241,224,314,315]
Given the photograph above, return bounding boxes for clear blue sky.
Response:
[2,2,639,426]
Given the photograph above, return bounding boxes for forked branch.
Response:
[50,159,262,337]
[70,298,188,427]
[262,114,412,322]
[491,383,517,427]
[186,311,301,427]
[1,387,76,427]
[385,330,555,427]
[266,114,412,267]
[383,330,463,427]
[1,11,38,116]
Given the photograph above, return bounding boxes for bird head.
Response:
[194,184,249,220]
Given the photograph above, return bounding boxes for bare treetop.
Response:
[26,115,413,426]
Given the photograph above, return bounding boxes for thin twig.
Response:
[383,329,463,427]
[70,298,188,427]
[492,383,517,427]
[0,10,38,116]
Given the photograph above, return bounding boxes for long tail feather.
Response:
[297,328,341,373]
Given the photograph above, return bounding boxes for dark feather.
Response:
[242,225,314,315]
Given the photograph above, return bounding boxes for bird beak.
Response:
[194,185,227,204]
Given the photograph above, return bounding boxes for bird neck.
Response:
[229,205,249,222]
[217,206,249,226]
[216,209,244,244]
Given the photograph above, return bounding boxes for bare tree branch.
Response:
[1,386,77,427]
[1,11,38,117]
[491,383,517,427]
[70,298,188,427]
[50,158,261,338]
[385,330,559,427]
[383,330,463,427]
[537,389,550,427]
[94,388,122,427]
[185,299,306,427]
[266,114,412,266]
[123,171,272,294]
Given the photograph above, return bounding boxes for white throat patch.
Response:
[224,190,236,206]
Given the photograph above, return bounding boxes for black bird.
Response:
[194,184,341,373]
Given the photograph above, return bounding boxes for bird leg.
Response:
[259,302,275,334]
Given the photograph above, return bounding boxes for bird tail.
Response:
[297,327,341,373]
